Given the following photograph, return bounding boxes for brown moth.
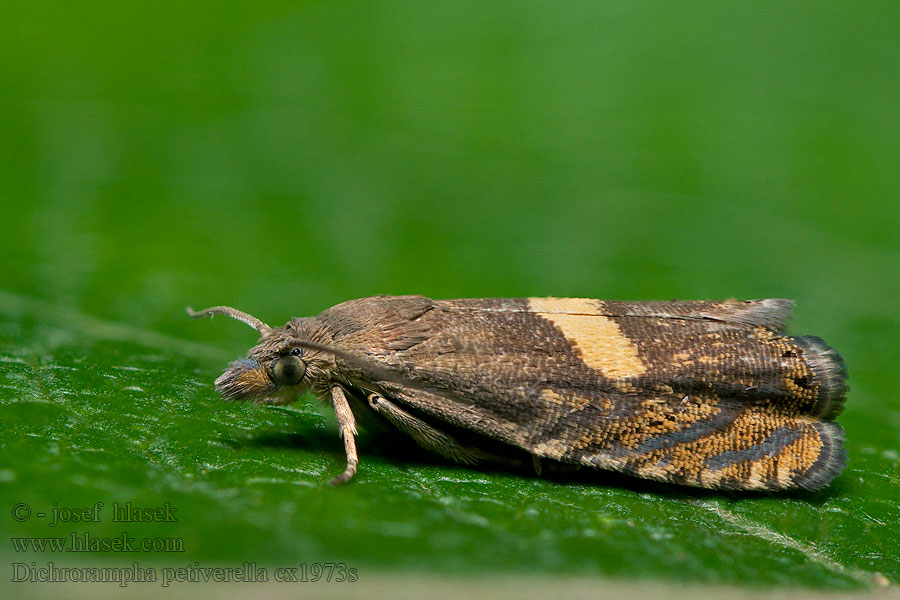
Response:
[188,296,848,491]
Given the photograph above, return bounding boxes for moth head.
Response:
[187,305,323,404]
[214,344,312,405]
[189,303,412,403]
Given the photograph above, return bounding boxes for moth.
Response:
[188,295,848,491]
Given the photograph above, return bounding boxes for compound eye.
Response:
[271,355,306,386]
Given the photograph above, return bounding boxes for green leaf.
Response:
[2,0,899,594]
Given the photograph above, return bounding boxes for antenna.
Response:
[186,306,272,333]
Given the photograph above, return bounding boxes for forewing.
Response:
[328,297,847,490]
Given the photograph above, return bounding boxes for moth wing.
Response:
[375,381,844,491]
[327,296,846,490]
[371,297,845,419]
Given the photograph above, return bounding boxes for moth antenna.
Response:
[186,306,272,333]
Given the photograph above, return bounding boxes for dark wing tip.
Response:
[792,335,849,420]
[793,422,848,491]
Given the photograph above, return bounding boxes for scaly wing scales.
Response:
[320,296,847,490]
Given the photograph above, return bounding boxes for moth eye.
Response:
[271,355,306,386]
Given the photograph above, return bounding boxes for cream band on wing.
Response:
[527,297,648,380]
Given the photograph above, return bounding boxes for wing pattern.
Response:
[321,296,847,490]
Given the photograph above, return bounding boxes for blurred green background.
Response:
[2,0,899,595]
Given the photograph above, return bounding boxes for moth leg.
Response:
[365,393,483,465]
[330,385,359,485]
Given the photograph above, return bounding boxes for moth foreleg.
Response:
[365,393,482,465]
[330,385,359,485]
